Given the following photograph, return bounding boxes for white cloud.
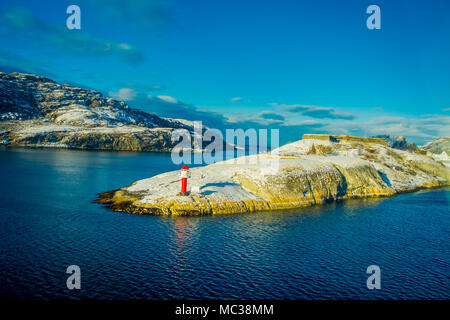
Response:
[157,95,178,104]
[230,97,243,102]
[109,88,137,101]
[118,43,132,50]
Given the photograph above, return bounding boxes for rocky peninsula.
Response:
[96,134,450,216]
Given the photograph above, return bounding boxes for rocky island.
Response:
[96,134,450,216]
[0,72,199,151]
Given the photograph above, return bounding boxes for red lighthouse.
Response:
[180,165,190,195]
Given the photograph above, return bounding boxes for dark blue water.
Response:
[0,147,449,299]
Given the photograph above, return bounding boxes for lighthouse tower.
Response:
[180,165,190,195]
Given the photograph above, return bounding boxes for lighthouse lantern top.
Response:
[180,165,190,179]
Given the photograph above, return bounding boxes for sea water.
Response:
[0,147,448,299]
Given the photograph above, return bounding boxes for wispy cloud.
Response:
[258,111,285,121]
[1,7,144,64]
[230,97,243,102]
[154,95,179,104]
[280,104,356,120]
[118,92,229,129]
[226,110,286,126]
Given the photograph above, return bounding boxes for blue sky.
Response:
[0,0,449,144]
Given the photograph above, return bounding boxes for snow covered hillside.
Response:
[0,72,195,151]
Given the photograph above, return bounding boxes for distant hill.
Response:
[423,137,450,155]
[0,72,197,151]
[372,135,417,152]
[422,137,450,162]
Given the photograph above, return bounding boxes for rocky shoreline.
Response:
[96,134,450,216]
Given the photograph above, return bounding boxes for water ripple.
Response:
[0,148,449,299]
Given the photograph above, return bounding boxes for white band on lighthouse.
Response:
[180,170,189,178]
